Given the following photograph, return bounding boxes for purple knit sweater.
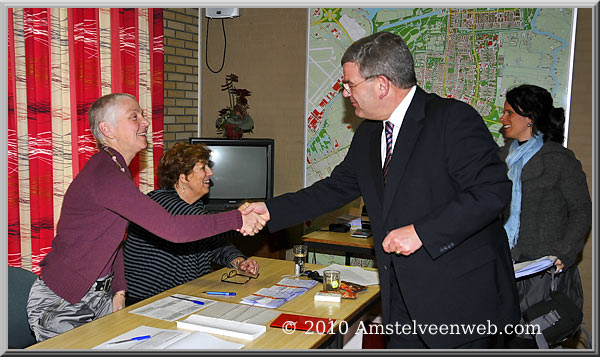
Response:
[40,148,242,304]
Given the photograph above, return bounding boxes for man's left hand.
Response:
[382,224,423,256]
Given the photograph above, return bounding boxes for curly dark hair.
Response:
[505,84,565,143]
[158,142,211,189]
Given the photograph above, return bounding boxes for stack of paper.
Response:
[93,325,244,349]
[513,255,557,278]
[128,294,216,321]
[315,264,379,286]
[177,314,266,340]
[241,278,318,309]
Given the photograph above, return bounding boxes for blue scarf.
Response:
[504,133,544,249]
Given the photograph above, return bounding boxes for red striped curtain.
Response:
[7,8,164,274]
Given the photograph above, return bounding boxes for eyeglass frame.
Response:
[341,75,376,94]
[221,269,259,285]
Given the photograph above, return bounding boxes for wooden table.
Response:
[27,256,380,350]
[302,230,375,265]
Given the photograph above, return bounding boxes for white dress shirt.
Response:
[381,85,417,167]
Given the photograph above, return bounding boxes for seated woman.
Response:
[498,84,591,348]
[124,142,259,306]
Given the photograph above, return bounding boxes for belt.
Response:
[94,273,113,292]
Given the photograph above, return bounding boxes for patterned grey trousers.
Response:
[26,278,113,342]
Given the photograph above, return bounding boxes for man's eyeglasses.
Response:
[221,269,259,285]
[342,76,375,94]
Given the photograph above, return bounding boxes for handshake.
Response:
[236,202,271,236]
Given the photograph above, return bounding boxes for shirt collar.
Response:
[385,85,416,128]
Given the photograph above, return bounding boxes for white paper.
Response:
[514,255,557,278]
[240,278,318,308]
[128,294,217,321]
[197,301,280,325]
[166,331,244,349]
[316,264,379,286]
[177,314,266,340]
[93,325,243,349]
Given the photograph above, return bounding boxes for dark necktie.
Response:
[383,121,394,183]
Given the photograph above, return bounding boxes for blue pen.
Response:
[170,295,205,305]
[108,335,151,344]
[203,291,236,296]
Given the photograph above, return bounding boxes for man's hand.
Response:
[241,202,271,222]
[239,211,265,236]
[112,291,126,312]
[382,224,423,256]
[236,258,259,276]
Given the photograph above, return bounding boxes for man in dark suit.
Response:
[244,31,520,349]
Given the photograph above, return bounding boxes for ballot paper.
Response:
[513,255,558,278]
[315,264,379,286]
[93,325,244,349]
[177,314,266,340]
[128,294,216,321]
[241,278,318,309]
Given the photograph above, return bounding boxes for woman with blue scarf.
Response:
[499,84,591,348]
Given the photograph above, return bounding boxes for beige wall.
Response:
[178,8,593,336]
[568,8,593,342]
[200,8,308,196]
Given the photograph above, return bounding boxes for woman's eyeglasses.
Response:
[221,269,259,285]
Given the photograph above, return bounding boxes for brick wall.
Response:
[163,8,199,150]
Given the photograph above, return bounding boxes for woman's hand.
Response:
[112,291,126,312]
[554,258,564,273]
[236,258,259,276]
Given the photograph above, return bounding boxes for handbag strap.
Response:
[97,240,123,280]
[549,265,557,292]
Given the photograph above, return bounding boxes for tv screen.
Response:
[189,138,274,212]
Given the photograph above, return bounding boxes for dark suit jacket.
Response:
[266,86,520,348]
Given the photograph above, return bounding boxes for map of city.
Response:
[305,8,576,187]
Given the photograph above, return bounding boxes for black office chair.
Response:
[8,266,39,349]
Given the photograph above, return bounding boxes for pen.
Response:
[170,295,205,305]
[108,335,151,344]
[203,291,236,296]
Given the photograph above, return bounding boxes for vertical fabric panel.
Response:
[24,9,55,271]
[12,9,33,270]
[49,8,72,234]
[150,8,164,190]
[137,8,154,194]
[70,8,101,171]
[111,8,141,186]
[7,8,23,267]
[98,8,112,97]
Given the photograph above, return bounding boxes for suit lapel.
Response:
[382,87,427,218]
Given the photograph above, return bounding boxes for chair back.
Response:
[8,266,39,349]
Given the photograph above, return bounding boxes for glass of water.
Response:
[293,244,307,275]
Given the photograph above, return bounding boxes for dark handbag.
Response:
[519,266,583,348]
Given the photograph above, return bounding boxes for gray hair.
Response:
[88,93,137,146]
[341,31,417,89]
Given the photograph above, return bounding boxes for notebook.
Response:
[269,313,337,332]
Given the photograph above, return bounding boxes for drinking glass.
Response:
[323,270,341,291]
[293,244,308,275]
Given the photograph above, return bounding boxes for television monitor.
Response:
[188,138,274,212]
